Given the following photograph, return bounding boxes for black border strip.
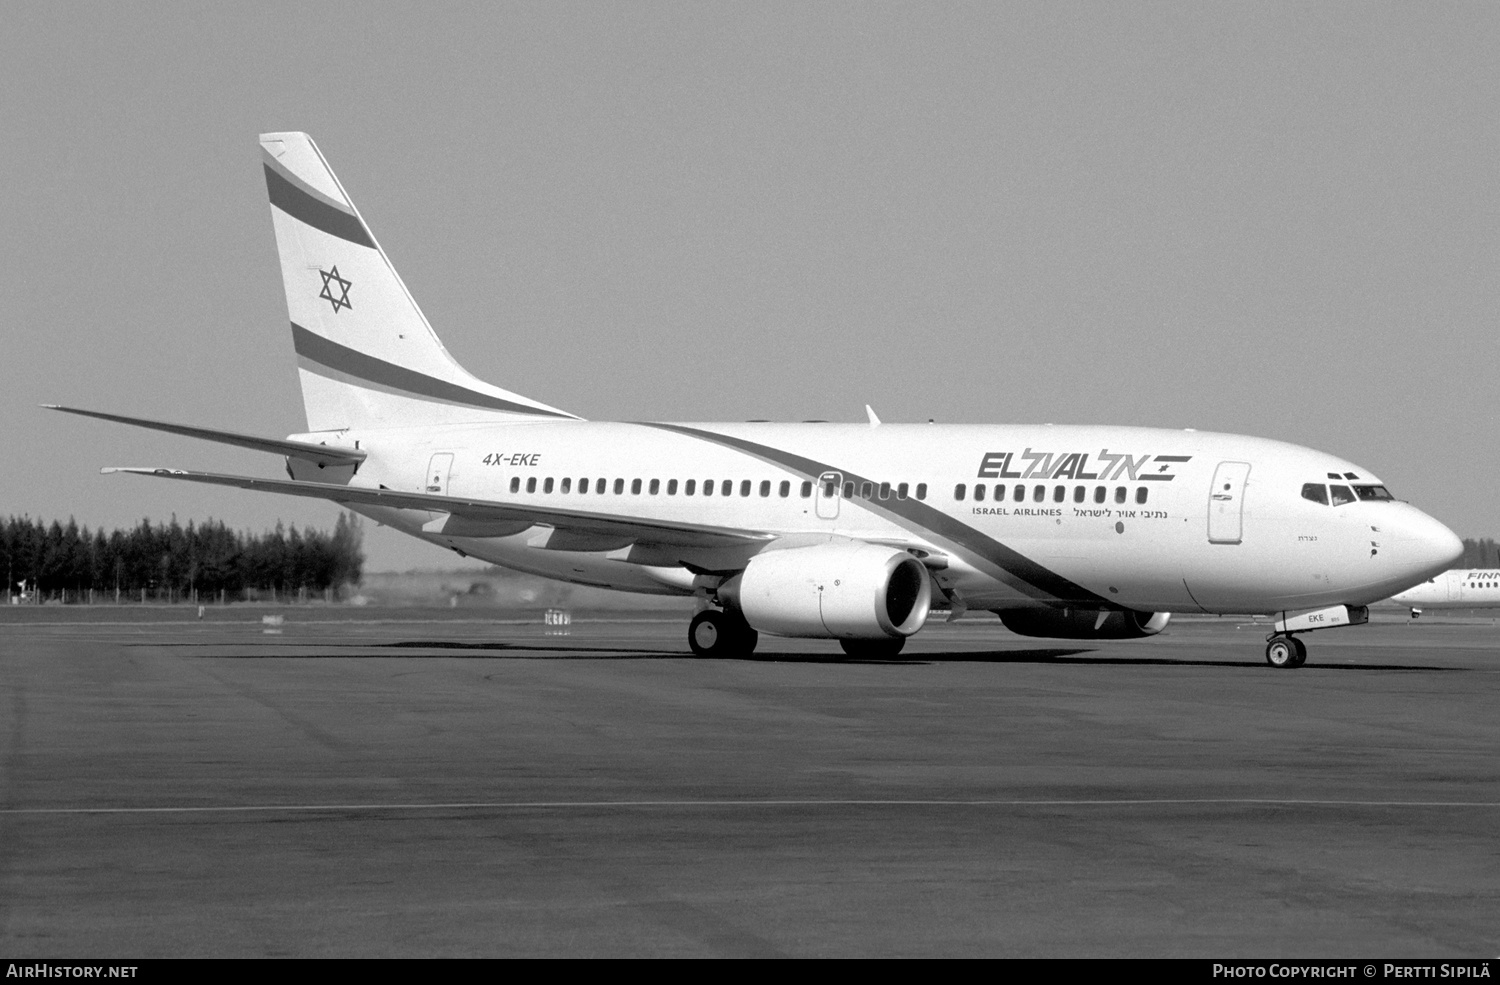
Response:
[643,423,1110,606]
[291,323,574,418]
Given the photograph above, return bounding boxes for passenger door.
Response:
[1207,461,1251,545]
[425,453,454,495]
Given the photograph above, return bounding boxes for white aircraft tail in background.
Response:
[48,132,1466,668]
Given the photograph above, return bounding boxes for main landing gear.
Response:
[685,608,907,659]
[688,608,759,658]
[1264,634,1307,669]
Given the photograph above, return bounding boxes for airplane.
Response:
[47,132,1464,669]
[1390,569,1500,619]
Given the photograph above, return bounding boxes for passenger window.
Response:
[1073,486,1085,503]
[579,478,590,494]
[631,478,642,495]
[822,479,838,497]
[916,483,927,500]
[526,477,537,493]
[1136,487,1148,504]
[974,484,986,502]
[561,478,572,494]
[760,480,771,497]
[780,480,791,497]
[802,481,813,498]
[1114,487,1126,504]
[509,477,520,493]
[990,484,1003,502]
[955,483,967,501]
[859,481,872,499]
[896,482,908,500]
[743,480,754,497]
[1032,485,1045,503]
[1301,483,1329,505]
[1053,485,1065,503]
[649,479,660,495]
[701,478,712,496]
[544,477,554,493]
[1094,486,1105,503]
[1013,484,1025,501]
[722,480,733,496]
[1330,485,1355,506]
[879,482,890,500]
[667,479,678,495]
[613,478,624,494]
[685,479,696,496]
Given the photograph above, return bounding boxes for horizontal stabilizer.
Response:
[102,467,770,551]
[45,405,366,467]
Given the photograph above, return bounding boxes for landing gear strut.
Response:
[688,608,758,658]
[1264,634,1307,669]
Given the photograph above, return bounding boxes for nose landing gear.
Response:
[1262,605,1368,668]
[1264,634,1307,669]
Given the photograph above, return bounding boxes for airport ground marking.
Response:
[6,797,1500,816]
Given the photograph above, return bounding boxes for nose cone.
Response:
[1390,506,1464,581]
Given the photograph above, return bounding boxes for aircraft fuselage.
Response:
[287,420,1457,616]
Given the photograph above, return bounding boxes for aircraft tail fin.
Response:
[259,132,577,430]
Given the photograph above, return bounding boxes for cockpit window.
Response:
[1329,484,1356,506]
[1353,485,1394,501]
[1301,483,1329,505]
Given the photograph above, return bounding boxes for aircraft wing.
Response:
[103,467,772,551]
[46,406,366,467]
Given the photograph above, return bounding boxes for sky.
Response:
[3,2,1498,571]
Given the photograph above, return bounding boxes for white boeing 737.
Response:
[1390,570,1500,619]
[49,132,1463,668]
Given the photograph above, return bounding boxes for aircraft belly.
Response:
[447,535,692,596]
[1181,514,1360,612]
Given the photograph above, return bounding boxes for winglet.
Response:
[865,404,882,427]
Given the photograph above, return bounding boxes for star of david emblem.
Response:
[318,266,352,313]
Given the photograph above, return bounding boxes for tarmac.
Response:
[1,608,1497,957]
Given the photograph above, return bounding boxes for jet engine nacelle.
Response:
[999,607,1171,640]
[722,543,933,639]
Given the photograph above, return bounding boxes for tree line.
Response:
[2,513,364,603]
[1459,538,1500,568]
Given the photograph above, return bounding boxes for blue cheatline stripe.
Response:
[291,323,576,418]
[264,162,376,248]
[642,423,1110,606]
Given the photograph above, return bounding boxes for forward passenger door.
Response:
[1207,461,1251,545]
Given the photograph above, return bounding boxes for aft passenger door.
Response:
[1207,461,1251,545]
[425,453,454,495]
